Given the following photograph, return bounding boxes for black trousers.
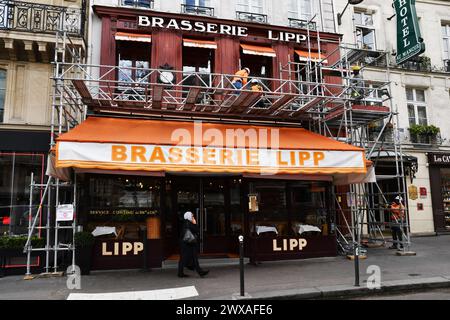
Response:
[178,244,201,275]
[391,226,403,248]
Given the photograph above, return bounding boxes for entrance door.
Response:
[173,177,227,254]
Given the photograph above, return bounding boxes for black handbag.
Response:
[183,228,197,245]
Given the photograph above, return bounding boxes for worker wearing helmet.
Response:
[389,195,405,250]
[232,67,250,90]
[350,65,365,100]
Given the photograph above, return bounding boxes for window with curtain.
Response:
[237,0,264,14]
[0,69,5,123]
[288,0,314,21]
[121,0,152,9]
[406,88,427,126]
[442,24,450,70]
[185,0,210,7]
[354,11,376,50]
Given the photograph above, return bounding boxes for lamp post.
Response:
[337,0,364,25]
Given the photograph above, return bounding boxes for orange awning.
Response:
[183,38,217,49]
[295,50,328,64]
[241,44,276,57]
[115,32,152,43]
[55,117,369,178]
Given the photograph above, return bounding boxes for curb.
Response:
[209,277,450,300]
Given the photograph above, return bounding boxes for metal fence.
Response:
[0,0,84,36]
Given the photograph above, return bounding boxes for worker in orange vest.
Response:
[389,196,405,250]
[231,67,250,90]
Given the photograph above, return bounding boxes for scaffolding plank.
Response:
[72,80,92,104]
[295,96,325,113]
[183,87,202,111]
[151,85,165,109]
[227,91,263,113]
[268,94,297,115]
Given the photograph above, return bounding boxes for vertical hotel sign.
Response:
[394,0,425,64]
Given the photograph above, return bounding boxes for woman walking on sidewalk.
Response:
[178,211,209,278]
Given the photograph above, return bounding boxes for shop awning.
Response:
[183,38,217,49]
[241,44,276,57]
[115,32,152,43]
[55,117,372,183]
[295,50,328,64]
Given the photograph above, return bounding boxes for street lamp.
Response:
[337,0,364,25]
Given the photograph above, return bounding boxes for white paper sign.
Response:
[56,204,74,222]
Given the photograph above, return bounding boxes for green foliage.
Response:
[408,124,440,136]
[0,235,45,250]
[74,231,95,248]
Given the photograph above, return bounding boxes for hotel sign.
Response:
[394,0,425,64]
[138,16,308,44]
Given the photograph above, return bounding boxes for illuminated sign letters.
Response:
[102,242,144,256]
[272,238,308,252]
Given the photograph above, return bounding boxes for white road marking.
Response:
[66,285,198,300]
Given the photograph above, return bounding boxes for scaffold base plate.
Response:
[346,255,367,260]
[396,251,417,256]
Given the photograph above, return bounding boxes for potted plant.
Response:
[408,124,440,144]
[74,231,95,275]
[408,124,427,143]
[0,235,45,276]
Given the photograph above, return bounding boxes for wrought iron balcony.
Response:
[120,0,153,9]
[0,0,84,36]
[288,18,317,31]
[236,11,267,24]
[181,4,214,17]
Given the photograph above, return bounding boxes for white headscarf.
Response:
[184,211,193,222]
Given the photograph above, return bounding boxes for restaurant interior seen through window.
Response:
[117,41,151,83]
[80,175,162,241]
[0,153,45,236]
[249,180,332,237]
[240,44,274,89]
[182,38,215,102]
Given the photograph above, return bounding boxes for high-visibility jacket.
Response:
[390,203,405,221]
[232,69,249,85]
[251,84,263,92]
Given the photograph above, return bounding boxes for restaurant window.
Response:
[121,0,153,9]
[117,41,151,83]
[441,168,450,230]
[85,175,161,241]
[237,0,264,14]
[240,44,274,88]
[182,38,215,102]
[406,88,427,126]
[290,182,330,236]
[354,11,376,50]
[0,153,45,236]
[0,69,6,123]
[249,181,289,236]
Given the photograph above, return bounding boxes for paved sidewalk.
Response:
[0,235,449,300]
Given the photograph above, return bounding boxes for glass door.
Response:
[201,178,227,254]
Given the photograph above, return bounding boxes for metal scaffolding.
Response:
[23,31,86,277]
[23,23,414,276]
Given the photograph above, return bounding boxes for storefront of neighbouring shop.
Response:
[53,116,373,270]
[428,153,450,233]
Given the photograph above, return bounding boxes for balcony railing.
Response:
[0,0,84,36]
[120,0,154,9]
[236,11,267,24]
[181,4,214,17]
[288,18,317,31]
